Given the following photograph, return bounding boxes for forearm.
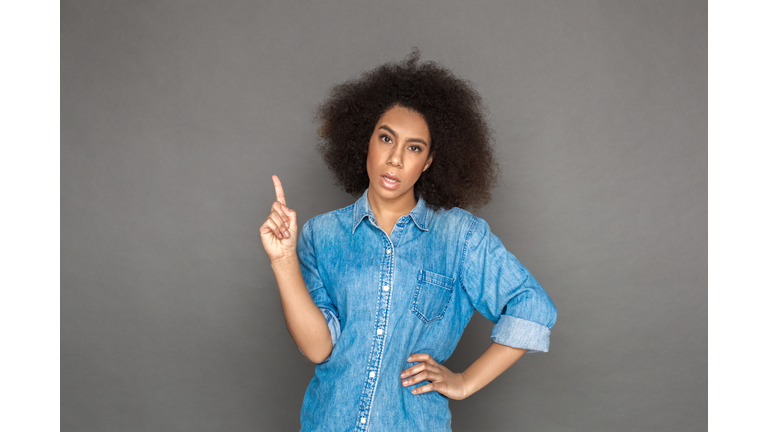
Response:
[271,255,333,363]
[460,342,527,399]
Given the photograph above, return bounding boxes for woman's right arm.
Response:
[260,175,333,363]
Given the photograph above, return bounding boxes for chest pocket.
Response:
[411,270,455,324]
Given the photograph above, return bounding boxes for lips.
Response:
[380,173,400,189]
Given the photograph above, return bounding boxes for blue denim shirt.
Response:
[296,190,556,431]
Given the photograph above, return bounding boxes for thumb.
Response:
[282,204,299,232]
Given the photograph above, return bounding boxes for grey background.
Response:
[61,1,706,431]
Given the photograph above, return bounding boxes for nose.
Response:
[387,145,404,168]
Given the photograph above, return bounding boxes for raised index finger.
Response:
[272,175,287,206]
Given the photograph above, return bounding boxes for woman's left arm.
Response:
[402,216,556,399]
[401,342,527,400]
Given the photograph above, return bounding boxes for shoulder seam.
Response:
[458,215,479,295]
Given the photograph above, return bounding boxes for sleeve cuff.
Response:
[320,307,341,348]
[491,315,551,353]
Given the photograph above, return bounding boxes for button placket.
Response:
[356,239,395,432]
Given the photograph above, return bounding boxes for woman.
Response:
[261,51,556,431]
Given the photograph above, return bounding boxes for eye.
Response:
[408,145,423,152]
[380,134,393,144]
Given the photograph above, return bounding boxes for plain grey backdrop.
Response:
[61,1,706,431]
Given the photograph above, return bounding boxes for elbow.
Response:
[506,287,557,329]
[305,346,333,364]
[541,296,557,328]
[530,283,557,328]
[300,336,333,364]
[306,353,326,364]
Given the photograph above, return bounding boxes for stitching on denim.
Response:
[458,216,479,297]
[421,270,454,289]
[303,219,325,296]
[410,203,430,232]
[411,270,455,324]
[355,225,393,431]
[308,217,315,251]
[368,234,394,430]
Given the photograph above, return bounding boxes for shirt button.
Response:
[376,328,383,336]
[383,285,389,291]
[369,371,376,378]
[386,248,391,254]
[361,417,366,424]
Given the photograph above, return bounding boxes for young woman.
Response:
[260,51,557,431]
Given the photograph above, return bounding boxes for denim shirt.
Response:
[296,190,556,432]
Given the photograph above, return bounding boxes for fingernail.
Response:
[284,231,290,237]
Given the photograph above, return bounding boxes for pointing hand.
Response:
[260,175,299,261]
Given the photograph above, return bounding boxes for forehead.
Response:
[376,105,431,142]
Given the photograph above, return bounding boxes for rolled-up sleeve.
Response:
[459,217,557,353]
[297,219,341,356]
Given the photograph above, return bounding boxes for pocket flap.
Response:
[418,270,454,290]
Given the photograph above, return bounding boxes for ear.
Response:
[422,154,433,172]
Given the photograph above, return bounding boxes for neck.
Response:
[367,189,417,233]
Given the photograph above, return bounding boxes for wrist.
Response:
[271,252,299,269]
[458,371,472,400]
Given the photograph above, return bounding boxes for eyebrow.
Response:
[378,125,429,147]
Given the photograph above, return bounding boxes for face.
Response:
[366,105,433,207]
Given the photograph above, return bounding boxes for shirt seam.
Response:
[304,218,325,296]
[458,215,479,296]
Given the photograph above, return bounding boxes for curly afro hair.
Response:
[316,50,498,210]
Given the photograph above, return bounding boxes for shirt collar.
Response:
[352,189,430,234]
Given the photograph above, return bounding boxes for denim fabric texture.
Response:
[296,190,557,432]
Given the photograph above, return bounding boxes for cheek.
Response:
[408,156,430,181]
[366,141,377,177]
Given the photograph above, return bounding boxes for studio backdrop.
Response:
[61,1,707,430]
